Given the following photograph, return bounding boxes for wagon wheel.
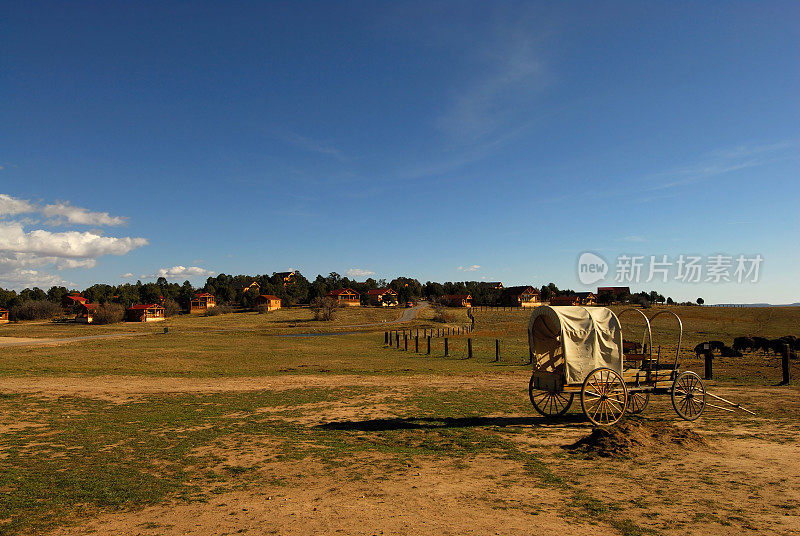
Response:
[580,368,628,426]
[626,391,650,414]
[671,371,706,421]
[528,375,573,417]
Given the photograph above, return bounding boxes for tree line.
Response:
[0,272,682,311]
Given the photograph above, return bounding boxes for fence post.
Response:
[781,343,792,385]
[495,339,500,362]
[389,331,393,347]
[704,348,713,380]
[415,335,419,353]
[444,337,449,357]
[396,331,400,349]
[427,336,431,355]
[468,338,473,359]
[404,332,408,351]
[384,331,388,345]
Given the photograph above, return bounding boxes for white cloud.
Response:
[42,202,127,226]
[120,272,135,278]
[618,235,646,243]
[0,222,147,259]
[0,197,148,289]
[0,194,36,216]
[0,194,129,226]
[457,265,481,272]
[146,266,215,280]
[436,20,548,146]
[346,268,375,278]
[0,268,65,288]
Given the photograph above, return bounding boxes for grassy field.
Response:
[0,305,798,535]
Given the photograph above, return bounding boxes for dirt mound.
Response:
[566,420,707,458]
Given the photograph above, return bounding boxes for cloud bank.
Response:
[0,194,148,289]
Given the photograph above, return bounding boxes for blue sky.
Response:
[2,1,798,303]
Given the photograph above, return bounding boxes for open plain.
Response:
[0,305,798,535]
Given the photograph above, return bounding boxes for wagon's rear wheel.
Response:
[529,375,573,417]
[626,391,650,414]
[581,368,628,426]
[671,371,705,421]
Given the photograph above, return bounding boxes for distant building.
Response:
[550,293,596,306]
[0,308,8,324]
[366,288,398,306]
[501,286,540,307]
[549,295,582,306]
[233,281,261,294]
[468,281,503,290]
[62,294,87,310]
[274,271,295,286]
[256,294,282,311]
[326,288,361,307]
[126,304,166,322]
[190,292,216,314]
[76,303,98,324]
[441,294,472,307]
[597,286,631,303]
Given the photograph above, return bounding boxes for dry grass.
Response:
[0,304,799,535]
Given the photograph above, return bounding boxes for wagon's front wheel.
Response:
[529,375,573,417]
[581,368,628,426]
[671,371,706,421]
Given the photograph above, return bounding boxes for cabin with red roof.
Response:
[256,294,282,311]
[190,292,216,314]
[441,294,472,307]
[61,293,88,310]
[126,304,166,322]
[0,308,8,324]
[76,303,99,324]
[366,288,398,306]
[326,288,360,307]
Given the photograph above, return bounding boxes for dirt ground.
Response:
[3,373,795,536]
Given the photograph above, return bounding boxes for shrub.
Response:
[256,304,270,314]
[163,299,181,317]
[205,305,234,317]
[431,304,451,323]
[11,300,63,321]
[93,303,125,325]
[311,297,338,321]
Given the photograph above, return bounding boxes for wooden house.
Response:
[0,308,8,324]
[76,303,98,324]
[501,286,540,307]
[234,281,261,295]
[441,294,472,307]
[326,288,360,307]
[190,292,217,314]
[597,286,630,303]
[62,294,87,310]
[256,294,282,311]
[366,288,398,306]
[126,304,166,322]
[575,292,597,306]
[274,271,295,286]
[549,295,582,306]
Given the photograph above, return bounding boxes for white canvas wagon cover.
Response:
[528,306,623,385]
